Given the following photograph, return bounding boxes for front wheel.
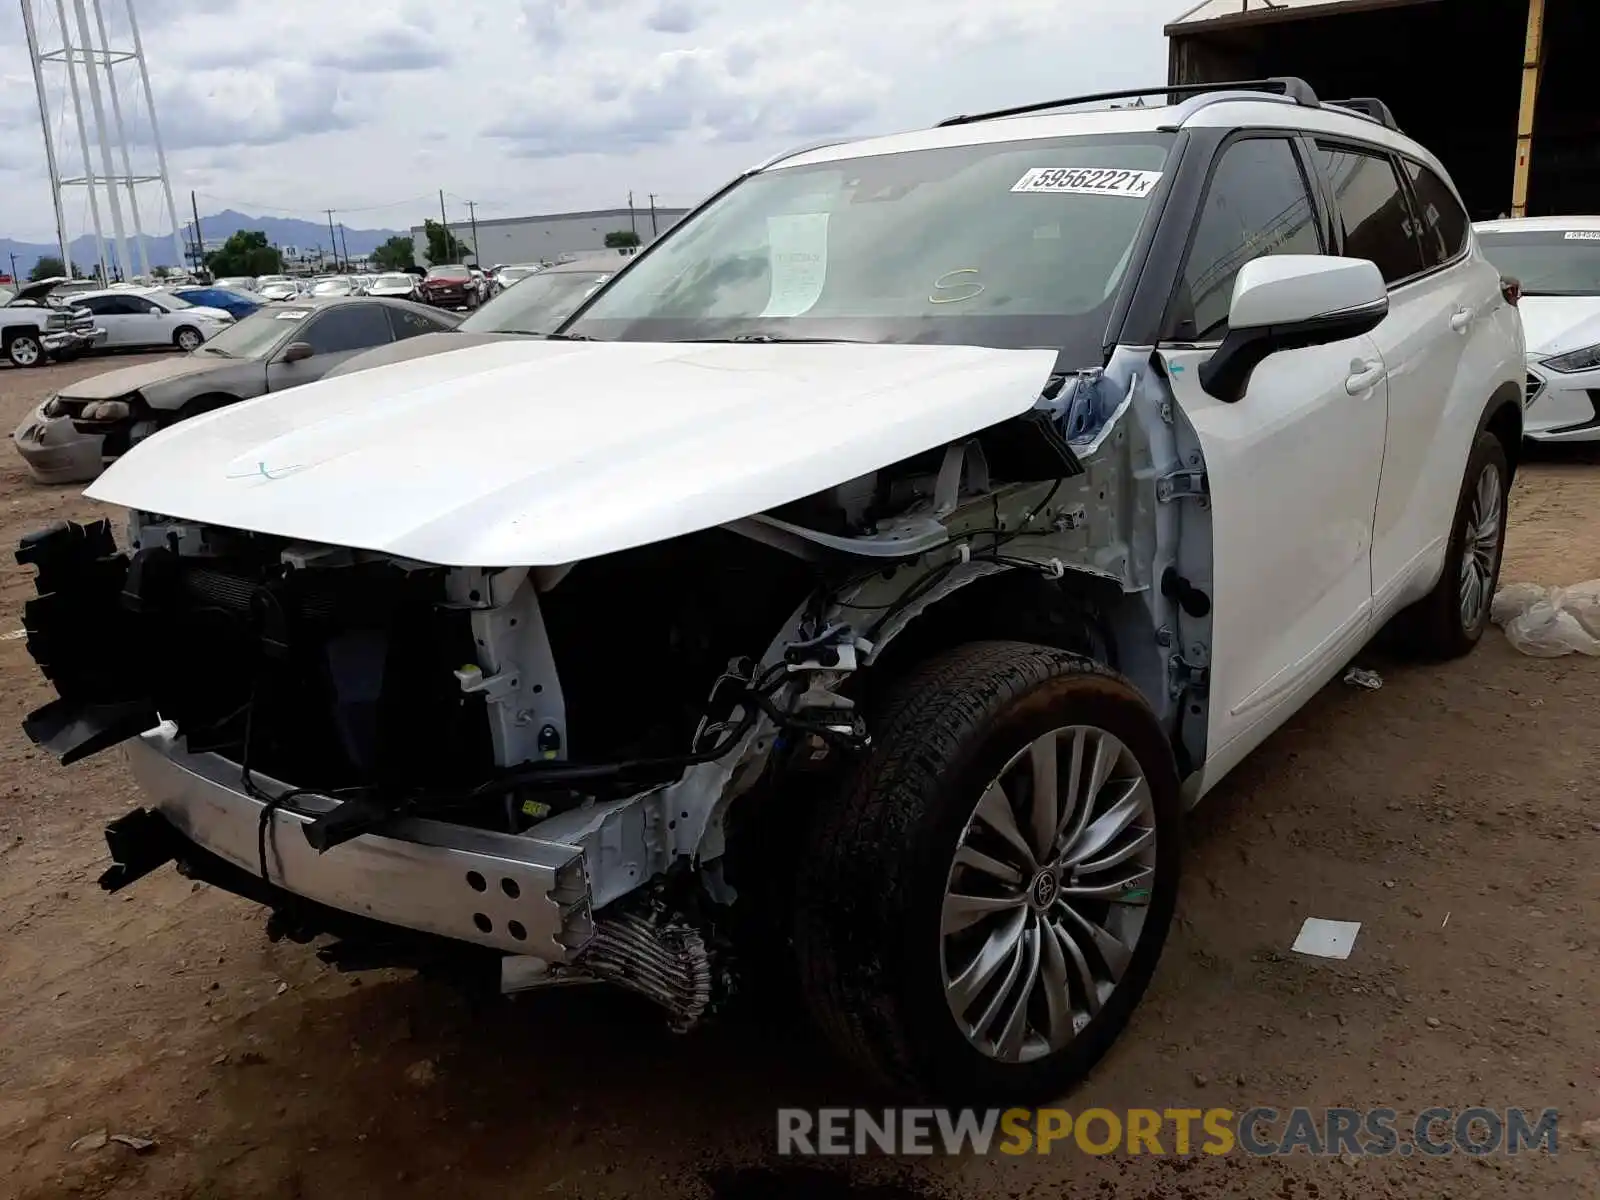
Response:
[1400,430,1510,659]
[794,641,1181,1104]
[6,332,44,368]
[174,326,203,352]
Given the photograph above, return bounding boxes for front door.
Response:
[1156,133,1389,795]
[265,303,394,391]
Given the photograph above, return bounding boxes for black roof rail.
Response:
[936,77,1320,127]
[1325,97,1402,132]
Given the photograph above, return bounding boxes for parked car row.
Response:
[1,279,237,366]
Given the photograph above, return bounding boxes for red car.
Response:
[418,264,479,311]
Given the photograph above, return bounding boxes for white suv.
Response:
[17,78,1523,1103]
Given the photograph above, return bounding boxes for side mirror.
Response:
[1199,255,1389,404]
[280,341,314,364]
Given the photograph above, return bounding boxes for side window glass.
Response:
[388,306,449,340]
[1173,137,1322,341]
[299,305,395,355]
[133,298,160,314]
[1401,159,1469,268]
[79,297,108,315]
[1314,144,1425,284]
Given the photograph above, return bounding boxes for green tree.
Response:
[422,220,472,265]
[28,255,65,282]
[604,229,640,249]
[151,265,171,279]
[372,235,416,271]
[203,230,283,279]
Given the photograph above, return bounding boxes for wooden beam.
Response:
[1511,0,1547,218]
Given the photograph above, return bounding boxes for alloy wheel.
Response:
[940,725,1157,1064]
[1458,462,1503,632]
[10,336,40,367]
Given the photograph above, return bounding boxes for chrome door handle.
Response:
[1345,361,1386,395]
[1449,307,1474,333]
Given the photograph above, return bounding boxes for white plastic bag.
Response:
[1491,581,1600,657]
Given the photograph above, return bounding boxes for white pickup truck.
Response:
[0,277,105,367]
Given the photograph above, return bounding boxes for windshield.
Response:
[372,274,413,289]
[195,307,305,358]
[311,278,351,294]
[563,133,1173,350]
[1478,230,1600,296]
[156,291,192,309]
[462,270,611,335]
[427,265,470,280]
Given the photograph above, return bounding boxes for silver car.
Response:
[13,297,458,483]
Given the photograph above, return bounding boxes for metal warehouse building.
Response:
[1167,0,1595,219]
[413,206,691,268]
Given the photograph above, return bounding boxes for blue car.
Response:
[168,286,263,319]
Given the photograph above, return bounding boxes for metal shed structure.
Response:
[1166,0,1595,219]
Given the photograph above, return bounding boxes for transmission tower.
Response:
[19,0,186,281]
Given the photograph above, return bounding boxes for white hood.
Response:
[1519,295,1600,359]
[87,338,1058,567]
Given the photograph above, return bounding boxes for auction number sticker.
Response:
[1012,167,1163,198]
[1564,231,1600,240]
[275,309,309,319]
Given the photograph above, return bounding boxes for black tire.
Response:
[174,326,203,353]
[171,394,233,423]
[793,641,1181,1104]
[6,331,45,368]
[1399,431,1510,660]
[51,348,81,362]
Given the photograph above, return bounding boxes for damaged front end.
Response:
[15,350,1212,1029]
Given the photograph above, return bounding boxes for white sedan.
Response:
[71,288,233,352]
[1477,215,1600,441]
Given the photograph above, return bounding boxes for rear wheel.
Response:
[794,641,1181,1103]
[1401,431,1510,659]
[174,326,203,352]
[6,332,44,368]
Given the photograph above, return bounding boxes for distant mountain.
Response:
[0,209,407,279]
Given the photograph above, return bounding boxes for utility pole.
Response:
[465,200,480,265]
[71,0,130,283]
[190,189,203,274]
[8,253,18,283]
[438,189,453,263]
[648,193,659,238]
[627,190,637,235]
[325,209,339,269]
[337,222,350,270]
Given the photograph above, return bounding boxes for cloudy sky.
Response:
[0,0,1182,243]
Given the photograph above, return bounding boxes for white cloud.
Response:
[0,0,1175,243]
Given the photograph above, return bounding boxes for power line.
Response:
[195,192,438,218]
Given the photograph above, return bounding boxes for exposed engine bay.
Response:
[15,351,1214,1030]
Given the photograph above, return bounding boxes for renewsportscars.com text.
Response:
[776,1106,1560,1158]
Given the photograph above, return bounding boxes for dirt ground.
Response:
[0,356,1596,1200]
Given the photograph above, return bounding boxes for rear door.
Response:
[1157,132,1390,792]
[80,295,143,347]
[1310,145,1505,620]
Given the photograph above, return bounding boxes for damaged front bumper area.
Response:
[13,519,592,969]
[13,516,767,1024]
[117,728,592,963]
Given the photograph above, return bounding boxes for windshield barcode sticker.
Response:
[1564,231,1600,240]
[1011,167,1163,198]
